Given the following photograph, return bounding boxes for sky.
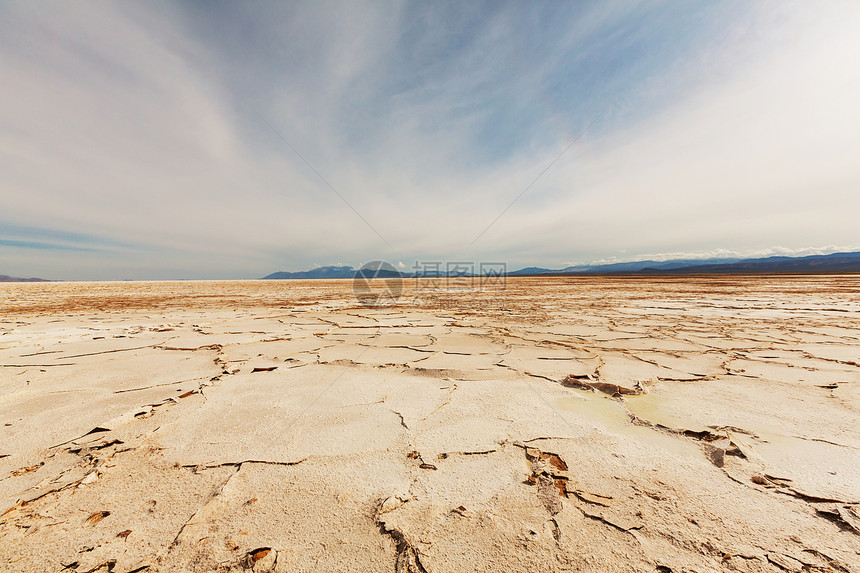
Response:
[1,0,859,280]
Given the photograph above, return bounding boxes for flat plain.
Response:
[1,276,859,572]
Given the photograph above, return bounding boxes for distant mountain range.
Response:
[262,252,860,279]
[508,257,745,275]
[0,274,48,282]
[263,266,358,280]
[635,252,860,275]
[264,266,405,280]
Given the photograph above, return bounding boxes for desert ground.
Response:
[0,276,858,572]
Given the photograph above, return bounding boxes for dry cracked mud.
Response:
[1,276,859,572]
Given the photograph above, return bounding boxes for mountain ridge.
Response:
[262,252,860,279]
[0,274,49,282]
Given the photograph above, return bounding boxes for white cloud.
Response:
[1,1,859,279]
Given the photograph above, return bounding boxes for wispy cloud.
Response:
[0,239,102,252]
[1,1,858,279]
[0,222,144,251]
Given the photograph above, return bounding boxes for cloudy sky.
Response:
[2,1,859,280]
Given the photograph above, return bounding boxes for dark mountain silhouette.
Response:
[262,266,358,280]
[510,258,744,275]
[263,266,406,280]
[0,274,48,282]
[636,252,860,274]
[560,257,743,273]
[512,253,860,275]
[507,266,554,276]
[263,252,860,279]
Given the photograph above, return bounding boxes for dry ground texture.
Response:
[0,276,859,572]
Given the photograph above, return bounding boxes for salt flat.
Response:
[1,277,859,572]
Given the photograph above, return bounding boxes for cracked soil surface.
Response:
[1,276,859,572]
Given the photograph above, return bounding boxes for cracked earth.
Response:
[1,276,859,572]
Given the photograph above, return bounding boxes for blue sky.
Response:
[2,1,859,279]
